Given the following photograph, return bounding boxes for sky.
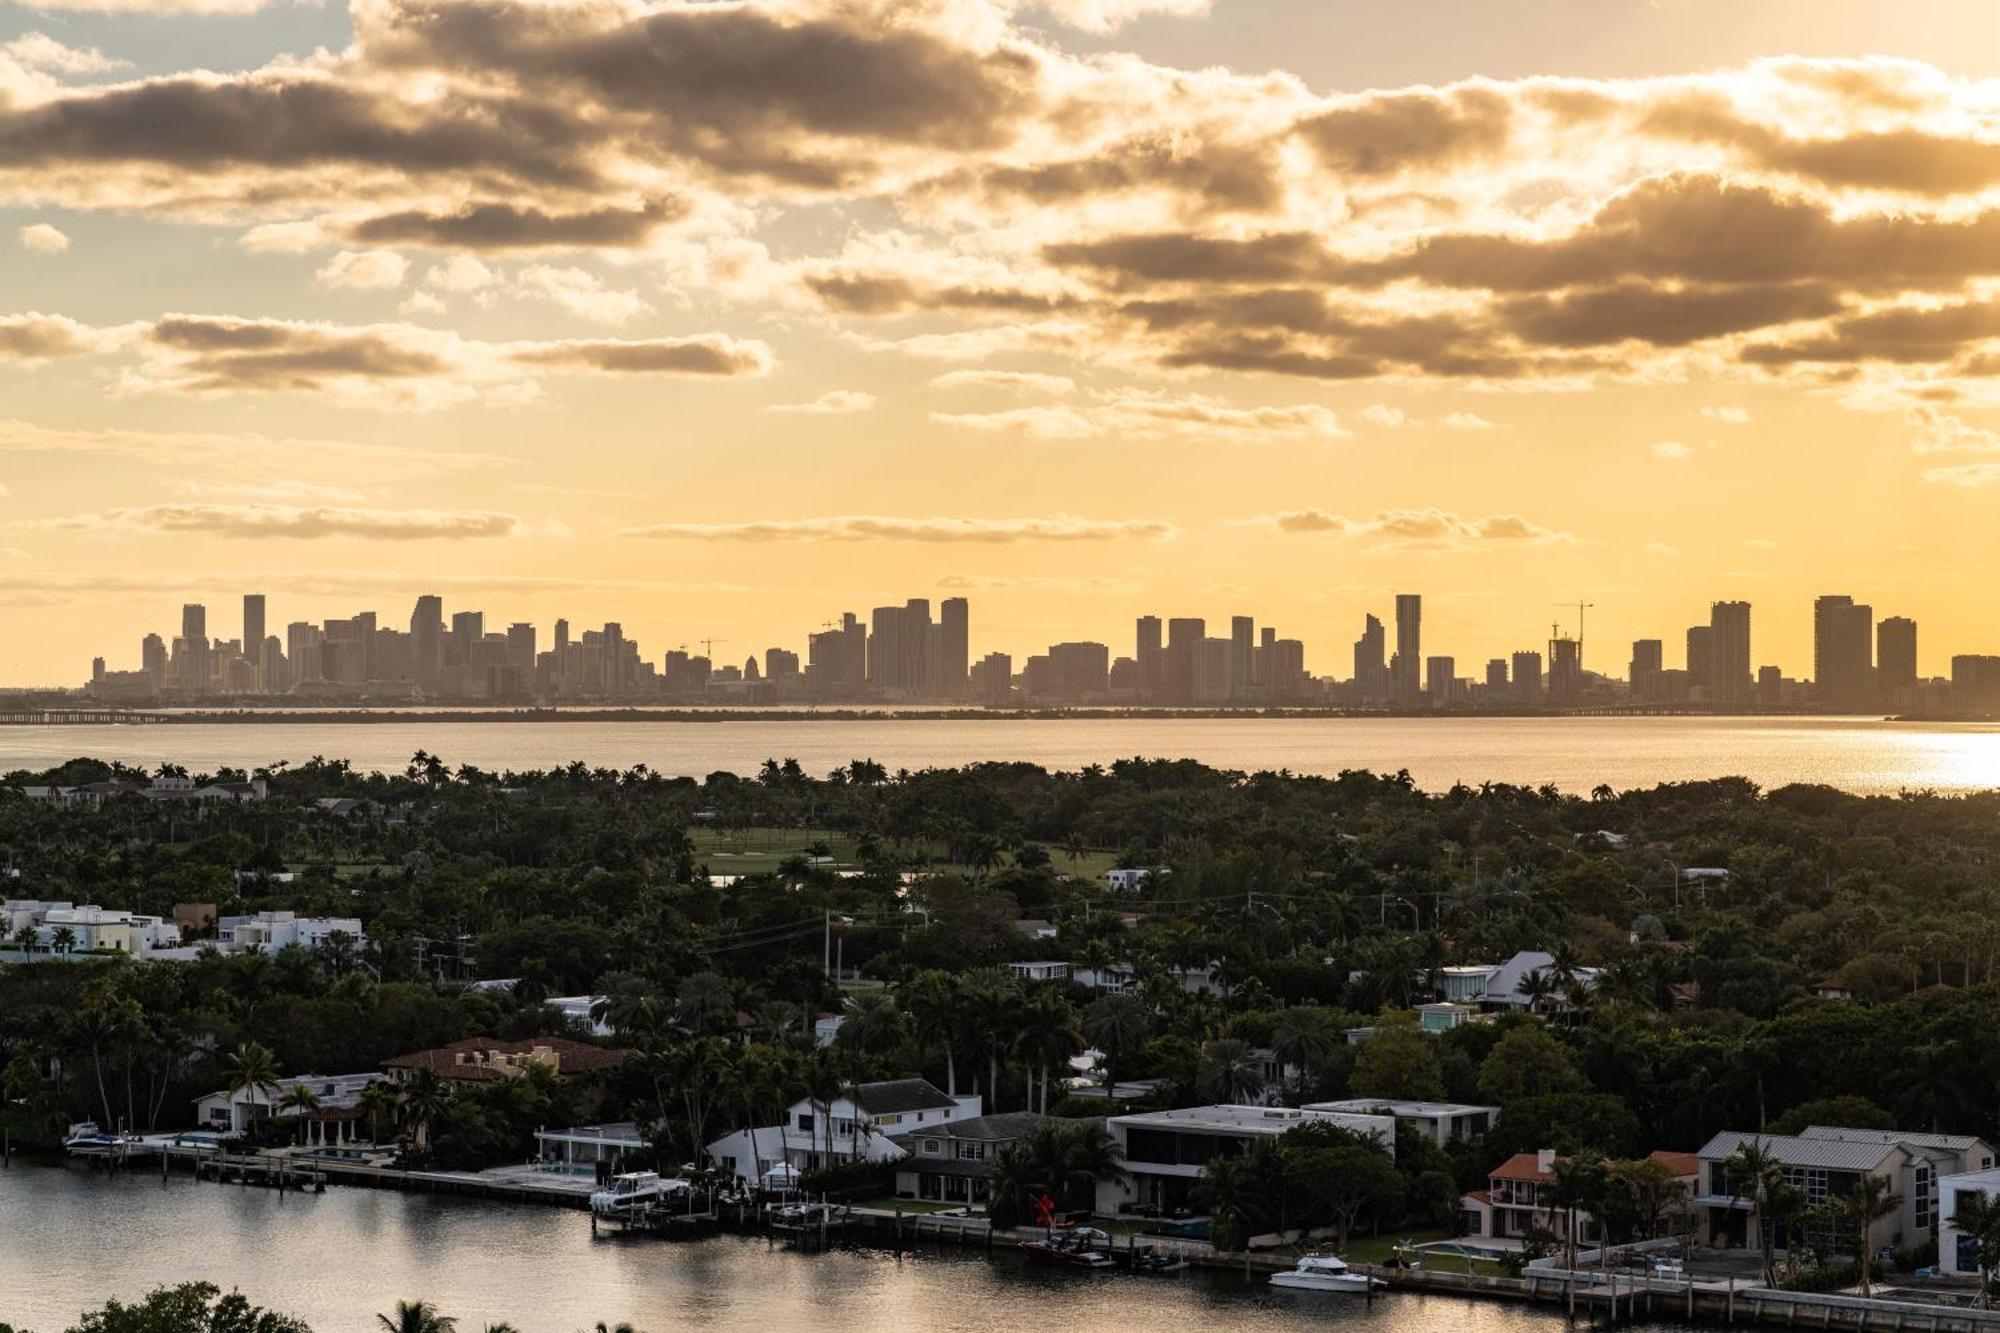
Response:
[3,0,2000,686]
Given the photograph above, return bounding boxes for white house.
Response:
[1307,1099,1499,1147]
[1694,1127,1996,1252]
[1106,868,1163,893]
[218,911,366,955]
[706,1078,982,1186]
[194,1071,382,1138]
[1940,1167,2000,1278]
[1098,1104,1395,1215]
[545,995,613,1037]
[5,901,182,956]
[535,1121,648,1178]
[1006,960,1071,983]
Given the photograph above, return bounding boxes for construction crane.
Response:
[699,638,727,659]
[1554,600,1596,657]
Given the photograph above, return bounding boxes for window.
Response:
[922,1139,943,1156]
[835,1118,855,1138]
[954,1141,985,1161]
[797,1114,814,1133]
[1915,1165,1934,1229]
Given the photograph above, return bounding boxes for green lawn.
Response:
[1335,1232,1507,1276]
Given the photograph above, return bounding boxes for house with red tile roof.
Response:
[384,1036,630,1086]
[1459,1148,1699,1248]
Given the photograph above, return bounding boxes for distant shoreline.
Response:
[0,704,1955,725]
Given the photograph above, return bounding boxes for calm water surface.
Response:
[0,1165,1684,1333]
[4,715,2000,793]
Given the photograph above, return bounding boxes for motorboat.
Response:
[1269,1254,1386,1293]
[1022,1227,1115,1269]
[63,1122,136,1158]
[589,1171,687,1217]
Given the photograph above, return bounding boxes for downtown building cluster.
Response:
[76,588,2000,713]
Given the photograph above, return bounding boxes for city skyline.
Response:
[5,3,2000,687]
[75,583,1998,712]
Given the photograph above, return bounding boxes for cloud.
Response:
[424,256,496,293]
[18,223,68,254]
[1923,463,2000,488]
[509,265,649,324]
[1652,440,1694,459]
[930,368,1077,395]
[30,503,555,540]
[1004,0,1210,34]
[1701,406,1752,424]
[346,199,683,252]
[509,334,773,377]
[0,312,112,362]
[314,249,408,291]
[768,389,876,415]
[1441,411,1499,431]
[934,391,1345,442]
[9,0,267,12]
[1360,404,1410,427]
[0,418,505,482]
[617,514,1178,543]
[2,33,127,75]
[1255,506,1575,549]
[1642,541,1679,556]
[931,405,1099,439]
[1908,405,2000,455]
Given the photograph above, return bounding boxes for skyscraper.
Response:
[1165,617,1203,703]
[936,597,970,699]
[1511,651,1543,706]
[1685,625,1713,695]
[1814,594,1874,707]
[1708,601,1752,706]
[242,594,266,672]
[1230,615,1254,702]
[1629,639,1663,701]
[1547,635,1582,708]
[1392,594,1422,707]
[1352,614,1386,704]
[412,595,444,691]
[1878,616,1918,700]
[180,603,209,691]
[1136,615,1163,697]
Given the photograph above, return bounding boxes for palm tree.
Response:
[1838,1174,1903,1298]
[1196,1038,1265,1105]
[1549,1149,1608,1272]
[356,1082,397,1145]
[1270,1006,1341,1099]
[1726,1139,1799,1287]
[376,1301,454,1333]
[224,1041,283,1128]
[1081,991,1152,1096]
[903,971,960,1095]
[50,925,77,955]
[1012,988,1081,1114]
[397,1068,451,1152]
[1951,1190,2000,1307]
[278,1084,321,1145]
[836,992,909,1060]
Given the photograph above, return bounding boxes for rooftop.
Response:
[1800,1126,1990,1154]
[1112,1104,1393,1138]
[891,1112,1046,1146]
[1308,1098,1498,1119]
[852,1078,958,1116]
[1698,1130,1901,1171]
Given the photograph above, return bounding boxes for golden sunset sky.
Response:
[2,0,1998,685]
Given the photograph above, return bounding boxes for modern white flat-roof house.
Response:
[1099,1104,1395,1215]
[706,1078,983,1186]
[4,901,182,957]
[1694,1127,1996,1252]
[1940,1167,2000,1279]
[535,1122,648,1178]
[544,995,613,1037]
[218,911,366,955]
[1307,1099,1498,1148]
[1006,961,1071,983]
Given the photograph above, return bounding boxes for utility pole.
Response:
[823,910,831,977]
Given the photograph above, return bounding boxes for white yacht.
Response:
[1269,1254,1386,1293]
[588,1171,686,1217]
